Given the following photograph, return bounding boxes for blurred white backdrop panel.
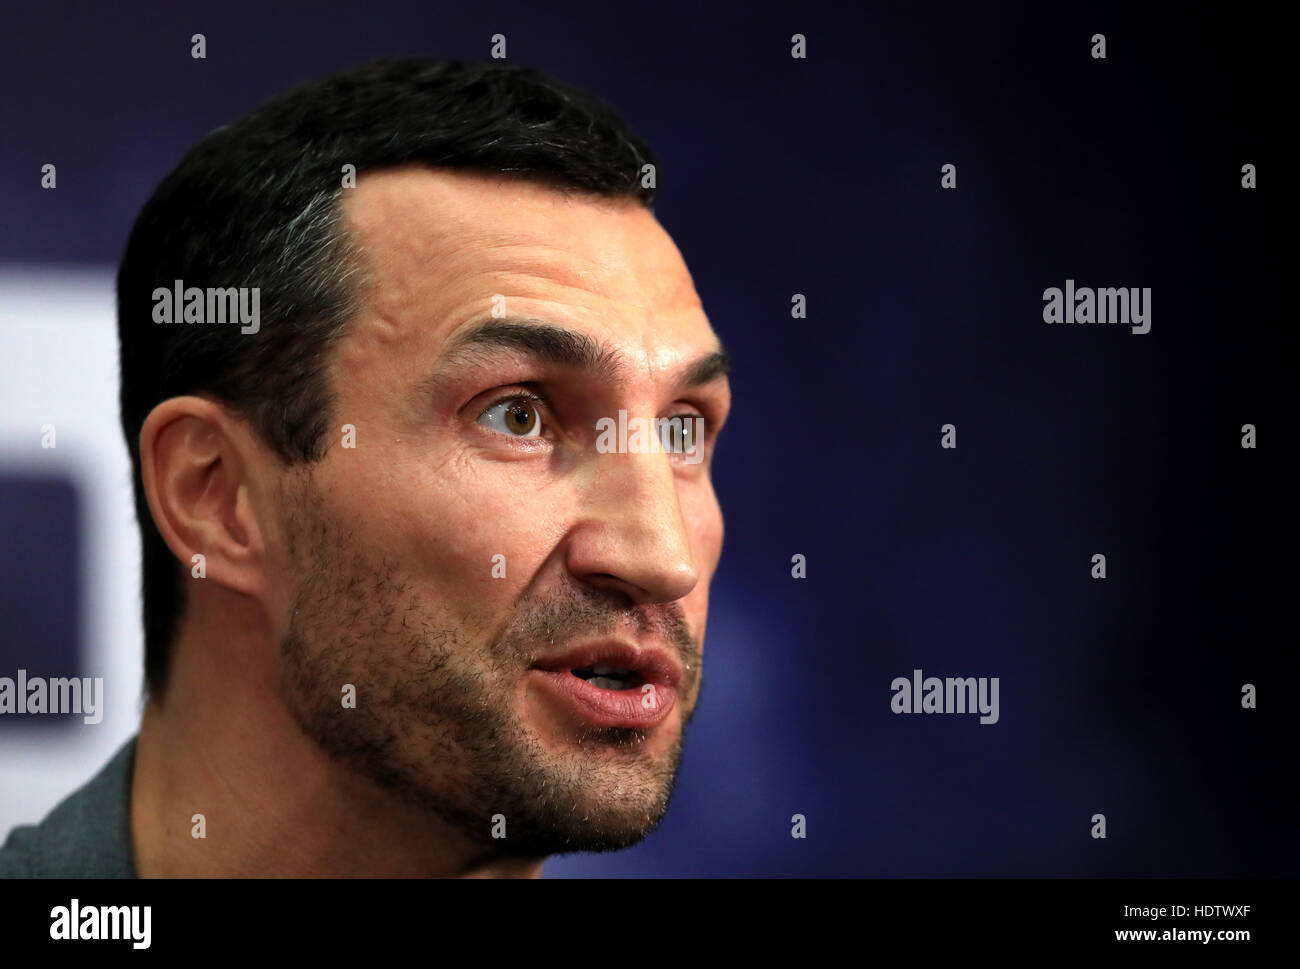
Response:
[0,265,143,837]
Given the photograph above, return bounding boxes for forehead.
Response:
[337,165,714,368]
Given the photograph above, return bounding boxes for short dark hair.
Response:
[116,57,657,698]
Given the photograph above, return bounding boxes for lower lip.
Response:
[528,670,678,728]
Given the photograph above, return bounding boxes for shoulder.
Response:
[0,737,139,879]
[0,824,37,877]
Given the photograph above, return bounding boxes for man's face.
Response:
[268,167,729,857]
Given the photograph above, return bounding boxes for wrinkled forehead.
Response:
[338,165,716,370]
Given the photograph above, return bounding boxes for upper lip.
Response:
[532,639,683,688]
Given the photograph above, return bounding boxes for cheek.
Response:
[683,479,725,574]
[372,456,567,623]
[679,479,724,625]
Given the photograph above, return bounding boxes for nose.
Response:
[565,444,700,607]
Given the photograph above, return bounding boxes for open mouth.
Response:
[528,642,681,728]
[569,665,639,691]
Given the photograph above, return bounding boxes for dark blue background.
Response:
[0,1,1286,875]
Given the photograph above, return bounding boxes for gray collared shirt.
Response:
[0,736,139,877]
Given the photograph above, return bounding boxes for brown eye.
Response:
[660,414,703,453]
[504,401,536,435]
[478,397,543,438]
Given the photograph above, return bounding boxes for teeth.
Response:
[587,676,629,690]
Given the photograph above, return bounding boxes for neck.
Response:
[129,622,543,878]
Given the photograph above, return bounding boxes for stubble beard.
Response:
[275,470,700,861]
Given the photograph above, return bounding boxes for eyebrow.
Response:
[436,317,731,389]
